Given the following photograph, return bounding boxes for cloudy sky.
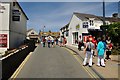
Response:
[19,2,118,32]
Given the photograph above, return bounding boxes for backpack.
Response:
[86,42,91,51]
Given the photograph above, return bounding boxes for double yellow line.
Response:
[63,47,98,79]
[10,52,32,79]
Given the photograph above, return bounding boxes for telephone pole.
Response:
[118,1,120,18]
[103,0,105,25]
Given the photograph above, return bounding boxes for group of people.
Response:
[41,36,67,48]
[42,36,58,48]
[58,36,67,47]
[82,36,113,67]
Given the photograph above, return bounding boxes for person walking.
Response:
[97,37,105,67]
[83,38,94,67]
[42,37,46,47]
[106,37,112,60]
[92,36,97,57]
[51,38,54,48]
[55,37,58,45]
[63,37,67,46]
[78,36,82,51]
[47,37,51,48]
[59,36,63,47]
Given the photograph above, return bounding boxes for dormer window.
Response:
[31,32,34,34]
[89,18,94,26]
[90,20,94,26]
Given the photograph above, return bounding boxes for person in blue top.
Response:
[97,37,105,67]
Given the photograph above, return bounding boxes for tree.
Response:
[107,22,120,45]
[100,22,120,55]
[100,22,120,45]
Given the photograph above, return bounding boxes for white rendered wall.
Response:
[0,3,10,52]
[68,14,91,45]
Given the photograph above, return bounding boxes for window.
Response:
[12,16,20,21]
[31,32,34,34]
[83,22,88,28]
[89,20,94,26]
[13,2,15,6]
[66,31,69,36]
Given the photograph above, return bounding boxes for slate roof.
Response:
[73,12,120,22]
[73,12,101,21]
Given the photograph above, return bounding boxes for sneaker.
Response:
[101,65,105,67]
[83,64,87,66]
[89,65,92,67]
[97,64,100,67]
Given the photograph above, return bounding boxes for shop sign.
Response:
[0,34,7,48]
[12,9,21,16]
[76,24,80,30]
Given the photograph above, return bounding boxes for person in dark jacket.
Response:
[42,37,46,47]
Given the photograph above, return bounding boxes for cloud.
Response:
[24,2,117,32]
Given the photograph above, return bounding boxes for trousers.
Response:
[83,51,93,66]
[97,55,105,66]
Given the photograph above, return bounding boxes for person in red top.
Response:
[92,36,97,49]
[42,37,46,47]
[106,42,113,60]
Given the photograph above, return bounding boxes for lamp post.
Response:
[43,26,45,37]
[102,0,106,38]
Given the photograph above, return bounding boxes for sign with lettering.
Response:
[0,34,7,48]
[76,24,80,30]
[12,10,21,16]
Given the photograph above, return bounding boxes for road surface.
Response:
[12,44,93,78]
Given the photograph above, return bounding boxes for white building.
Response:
[60,12,120,46]
[0,2,28,52]
[60,23,69,40]
[27,29,39,42]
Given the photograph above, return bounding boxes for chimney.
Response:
[112,13,118,18]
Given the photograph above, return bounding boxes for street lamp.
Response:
[43,26,45,37]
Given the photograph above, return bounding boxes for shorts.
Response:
[98,55,104,58]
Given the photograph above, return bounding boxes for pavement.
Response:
[65,45,120,79]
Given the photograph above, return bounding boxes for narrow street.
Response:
[12,44,92,78]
